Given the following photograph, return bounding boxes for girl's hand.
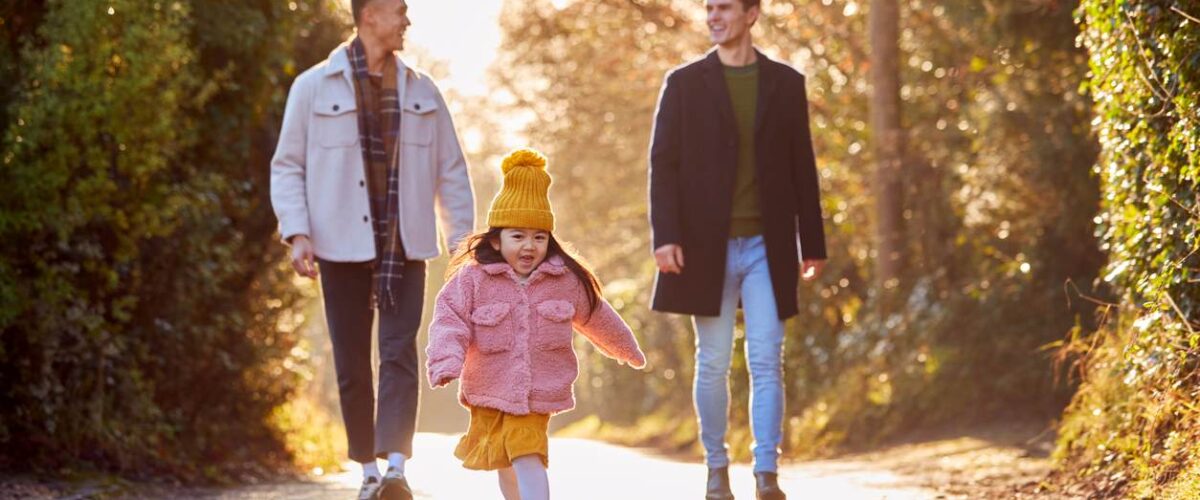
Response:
[628,351,647,369]
[431,372,457,388]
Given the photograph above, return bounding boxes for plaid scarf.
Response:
[348,37,406,311]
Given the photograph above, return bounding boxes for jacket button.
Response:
[363,215,368,222]
[333,104,340,112]
[359,180,365,187]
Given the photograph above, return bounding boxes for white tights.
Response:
[497,454,549,500]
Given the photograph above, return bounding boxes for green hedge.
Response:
[0,0,345,481]
[1056,0,1200,496]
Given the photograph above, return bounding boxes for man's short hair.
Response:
[351,0,371,24]
[706,0,762,11]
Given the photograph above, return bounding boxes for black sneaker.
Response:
[379,467,413,500]
[706,466,735,500]
[356,475,382,500]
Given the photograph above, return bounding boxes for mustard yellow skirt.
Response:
[454,406,550,470]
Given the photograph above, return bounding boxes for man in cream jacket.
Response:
[269,1,474,498]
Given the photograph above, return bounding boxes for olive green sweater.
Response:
[724,62,761,237]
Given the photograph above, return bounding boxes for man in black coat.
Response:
[648,1,827,498]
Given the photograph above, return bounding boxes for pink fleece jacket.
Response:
[426,255,646,415]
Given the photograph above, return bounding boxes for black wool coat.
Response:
[648,49,827,320]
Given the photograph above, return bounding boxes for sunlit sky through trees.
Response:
[363,0,505,97]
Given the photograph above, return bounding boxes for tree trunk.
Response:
[870,0,905,310]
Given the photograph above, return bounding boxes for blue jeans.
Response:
[692,236,786,473]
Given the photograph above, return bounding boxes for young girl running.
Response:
[426,148,646,500]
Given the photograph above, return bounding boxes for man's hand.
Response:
[801,259,824,281]
[654,244,685,274]
[290,235,319,279]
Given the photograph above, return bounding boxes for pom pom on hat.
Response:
[500,148,547,175]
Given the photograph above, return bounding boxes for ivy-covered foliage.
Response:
[1056,0,1200,497]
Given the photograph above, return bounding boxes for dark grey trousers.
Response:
[317,259,425,463]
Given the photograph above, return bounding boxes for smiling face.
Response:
[705,0,758,47]
[360,0,411,52]
[490,228,550,278]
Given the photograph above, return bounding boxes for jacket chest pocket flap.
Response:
[401,98,438,146]
[471,302,512,354]
[534,300,575,350]
[313,99,359,148]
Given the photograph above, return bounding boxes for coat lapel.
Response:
[700,50,737,135]
[395,53,410,116]
[324,42,355,90]
[754,49,780,135]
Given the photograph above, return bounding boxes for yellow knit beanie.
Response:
[487,148,555,232]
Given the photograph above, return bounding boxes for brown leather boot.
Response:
[706,467,735,500]
[754,471,786,500]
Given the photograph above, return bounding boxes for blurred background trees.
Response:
[485,0,1103,458]
[3,0,1194,495]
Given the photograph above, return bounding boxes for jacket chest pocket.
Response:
[313,99,359,148]
[401,98,437,147]
[533,300,575,351]
[471,302,513,354]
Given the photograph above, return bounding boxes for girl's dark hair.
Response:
[446,227,604,313]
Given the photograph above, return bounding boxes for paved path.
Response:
[195,433,940,499]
